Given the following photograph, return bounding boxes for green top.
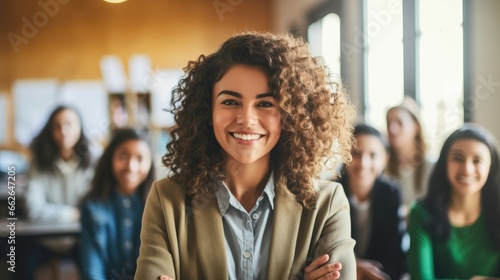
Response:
[408,201,500,279]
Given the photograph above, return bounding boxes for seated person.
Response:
[18,105,98,280]
[408,124,500,279]
[80,128,155,280]
[385,97,435,211]
[338,124,407,279]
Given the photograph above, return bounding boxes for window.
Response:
[365,0,404,132]
[418,0,463,156]
[307,0,464,158]
[308,13,342,78]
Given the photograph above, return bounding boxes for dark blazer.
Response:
[339,174,407,280]
[135,177,357,280]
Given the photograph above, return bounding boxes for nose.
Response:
[360,155,370,169]
[127,158,140,172]
[237,106,258,127]
[388,122,398,136]
[60,124,71,137]
[463,159,475,174]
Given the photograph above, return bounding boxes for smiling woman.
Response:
[408,123,500,279]
[135,32,357,280]
[212,66,281,174]
[79,128,155,280]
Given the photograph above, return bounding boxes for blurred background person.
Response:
[408,124,500,279]
[338,124,407,280]
[385,97,434,211]
[18,105,99,280]
[80,128,155,280]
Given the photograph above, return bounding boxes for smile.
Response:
[231,133,263,141]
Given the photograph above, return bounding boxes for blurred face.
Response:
[447,139,491,198]
[386,108,419,150]
[212,65,281,166]
[347,134,388,190]
[112,139,152,195]
[52,109,82,152]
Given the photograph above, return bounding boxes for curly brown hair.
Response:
[163,32,355,209]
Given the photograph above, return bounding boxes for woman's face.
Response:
[447,139,491,198]
[347,134,388,190]
[52,109,82,151]
[386,108,419,150]
[112,139,152,195]
[211,65,281,166]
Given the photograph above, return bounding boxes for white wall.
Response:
[469,0,500,143]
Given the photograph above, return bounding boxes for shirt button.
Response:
[123,199,131,208]
[124,241,133,250]
[243,251,252,259]
[252,213,259,220]
[124,218,132,227]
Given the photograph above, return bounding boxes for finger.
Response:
[306,262,342,280]
[304,254,329,274]
[159,275,173,280]
[367,260,384,270]
[319,270,340,280]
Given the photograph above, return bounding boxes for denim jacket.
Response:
[80,190,143,280]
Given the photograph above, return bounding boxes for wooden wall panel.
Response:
[0,0,273,90]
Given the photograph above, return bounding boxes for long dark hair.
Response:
[30,105,92,172]
[422,123,500,249]
[86,128,155,202]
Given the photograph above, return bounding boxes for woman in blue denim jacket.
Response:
[79,128,155,280]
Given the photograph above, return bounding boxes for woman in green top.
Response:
[408,124,500,279]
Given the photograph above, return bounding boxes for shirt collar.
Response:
[112,188,141,207]
[215,171,275,216]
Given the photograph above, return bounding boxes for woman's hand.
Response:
[304,254,342,280]
[356,259,390,280]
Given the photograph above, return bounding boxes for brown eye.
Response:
[222,100,238,106]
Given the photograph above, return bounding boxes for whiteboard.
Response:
[150,69,184,128]
[13,79,109,146]
[13,79,59,146]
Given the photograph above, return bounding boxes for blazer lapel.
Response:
[267,182,303,279]
[192,196,228,280]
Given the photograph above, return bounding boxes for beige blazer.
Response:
[135,178,356,280]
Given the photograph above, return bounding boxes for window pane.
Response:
[419,0,463,157]
[365,0,404,132]
[308,13,341,78]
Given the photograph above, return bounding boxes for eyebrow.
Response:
[216,90,273,99]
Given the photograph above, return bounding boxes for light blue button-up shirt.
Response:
[214,174,275,280]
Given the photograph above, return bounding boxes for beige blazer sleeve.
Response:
[313,181,357,278]
[277,181,356,279]
[135,180,177,279]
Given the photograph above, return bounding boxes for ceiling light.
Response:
[103,0,127,3]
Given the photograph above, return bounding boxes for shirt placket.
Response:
[241,209,254,280]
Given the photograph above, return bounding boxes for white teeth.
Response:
[457,176,474,183]
[233,133,261,140]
